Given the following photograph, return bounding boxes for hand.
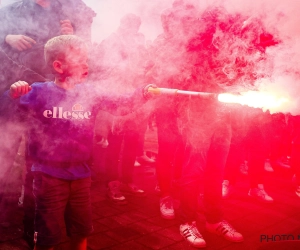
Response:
[9,81,32,99]
[143,84,158,99]
[60,20,74,35]
[5,35,36,51]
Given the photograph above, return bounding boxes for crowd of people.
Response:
[0,0,299,249]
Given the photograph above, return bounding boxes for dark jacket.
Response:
[0,0,66,75]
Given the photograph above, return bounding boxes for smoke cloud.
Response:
[1,0,300,183]
[84,0,300,115]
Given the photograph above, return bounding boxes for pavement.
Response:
[1,127,300,250]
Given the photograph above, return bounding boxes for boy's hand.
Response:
[9,81,32,99]
[5,35,36,51]
[143,84,158,99]
[60,20,74,35]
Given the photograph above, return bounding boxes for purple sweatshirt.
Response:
[1,81,145,180]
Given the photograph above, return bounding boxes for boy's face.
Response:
[61,47,89,84]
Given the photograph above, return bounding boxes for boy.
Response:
[1,35,153,250]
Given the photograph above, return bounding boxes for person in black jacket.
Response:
[0,0,74,78]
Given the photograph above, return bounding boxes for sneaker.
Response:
[180,221,206,248]
[276,156,291,169]
[248,185,274,203]
[121,183,146,196]
[134,160,141,167]
[96,138,109,148]
[206,220,244,242]
[107,181,127,204]
[160,196,175,219]
[222,180,232,199]
[264,159,274,172]
[136,154,156,164]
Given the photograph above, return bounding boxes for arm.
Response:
[0,3,38,52]
[0,81,31,120]
[5,34,36,51]
[95,84,156,116]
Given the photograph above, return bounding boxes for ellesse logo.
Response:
[43,104,91,119]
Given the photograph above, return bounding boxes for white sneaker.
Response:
[264,159,274,172]
[134,160,141,167]
[248,185,273,203]
[107,181,127,204]
[180,221,206,248]
[121,183,146,196]
[206,220,244,242]
[222,180,232,199]
[136,154,156,164]
[160,196,175,219]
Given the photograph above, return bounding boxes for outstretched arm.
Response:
[95,84,157,116]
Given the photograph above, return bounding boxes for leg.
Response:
[70,236,87,250]
[155,107,182,198]
[246,112,273,202]
[155,107,183,219]
[121,129,139,184]
[65,178,92,250]
[203,122,232,224]
[33,173,69,249]
[105,131,123,183]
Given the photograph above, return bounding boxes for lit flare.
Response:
[147,87,289,111]
[218,91,289,110]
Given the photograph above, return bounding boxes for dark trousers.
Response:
[224,109,270,187]
[180,116,231,224]
[105,129,139,184]
[155,107,184,197]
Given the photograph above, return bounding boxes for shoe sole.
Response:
[206,228,244,243]
[248,194,274,203]
[161,213,175,220]
[179,231,206,248]
[106,194,128,205]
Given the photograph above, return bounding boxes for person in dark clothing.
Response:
[148,3,198,220]
[222,19,280,203]
[92,14,153,204]
[0,0,74,77]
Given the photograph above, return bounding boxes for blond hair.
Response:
[44,35,87,69]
